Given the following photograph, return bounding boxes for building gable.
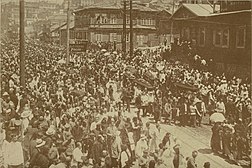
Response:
[172,5,197,19]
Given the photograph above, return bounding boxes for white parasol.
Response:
[210,112,226,123]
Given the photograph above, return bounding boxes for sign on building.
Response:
[70,43,87,52]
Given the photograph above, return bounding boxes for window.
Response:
[199,27,205,46]
[151,19,155,26]
[110,14,116,24]
[222,29,229,47]
[82,32,87,39]
[96,33,102,41]
[70,31,75,39]
[213,28,229,48]
[137,35,144,46]
[142,19,146,25]
[236,26,246,48]
[145,19,148,25]
[75,32,82,39]
[95,13,107,24]
[213,29,221,46]
[183,27,190,40]
[137,19,142,25]
[101,14,107,24]
[111,17,116,24]
[117,34,121,42]
[110,33,117,42]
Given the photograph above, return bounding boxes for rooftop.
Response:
[182,3,220,17]
[74,1,160,13]
[172,3,251,20]
[60,21,75,30]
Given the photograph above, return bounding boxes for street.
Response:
[1,1,251,167]
[123,106,249,168]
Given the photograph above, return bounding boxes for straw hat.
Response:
[36,139,46,148]
[46,127,56,136]
[3,92,9,96]
[21,109,32,118]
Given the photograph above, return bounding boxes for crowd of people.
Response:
[0,37,251,168]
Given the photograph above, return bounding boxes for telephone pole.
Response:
[20,0,25,88]
[170,0,175,43]
[122,0,127,54]
[66,0,70,64]
[129,0,133,57]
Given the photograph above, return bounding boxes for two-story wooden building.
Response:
[171,1,251,76]
[59,1,171,50]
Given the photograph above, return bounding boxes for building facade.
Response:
[171,2,251,64]
[59,2,170,50]
[171,1,251,77]
[1,1,61,36]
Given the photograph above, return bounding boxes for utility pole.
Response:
[0,0,2,99]
[122,0,127,54]
[66,0,70,64]
[170,0,175,44]
[129,0,133,57]
[20,0,25,88]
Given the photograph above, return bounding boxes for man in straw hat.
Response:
[44,125,56,149]
[29,138,50,168]
[20,108,32,133]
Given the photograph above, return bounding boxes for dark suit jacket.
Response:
[187,157,197,168]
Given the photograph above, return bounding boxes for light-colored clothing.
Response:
[111,140,121,159]
[216,101,226,114]
[22,118,29,133]
[4,141,24,166]
[120,151,129,168]
[90,122,97,131]
[71,147,83,167]
[135,139,148,158]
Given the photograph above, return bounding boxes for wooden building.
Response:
[59,1,171,50]
[171,2,251,70]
